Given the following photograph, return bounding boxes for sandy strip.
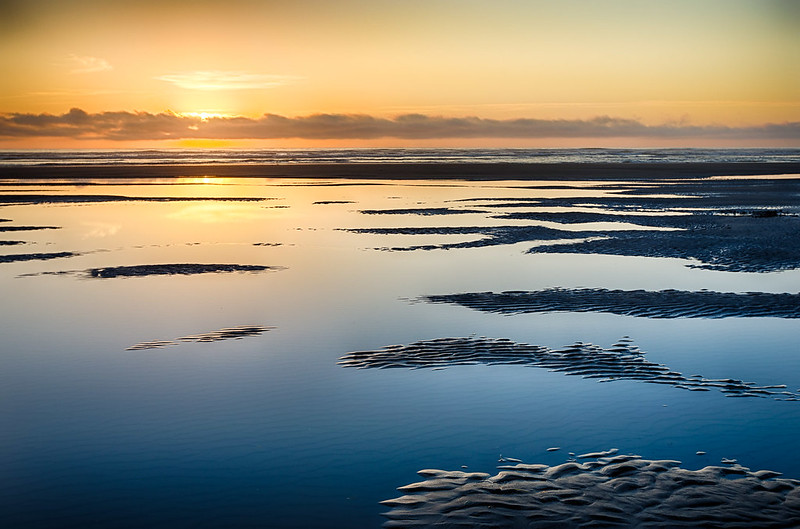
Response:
[424,288,800,319]
[126,324,275,350]
[1,162,799,181]
[88,263,282,278]
[0,194,266,205]
[339,337,800,400]
[382,454,800,528]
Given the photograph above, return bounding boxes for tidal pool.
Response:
[1,175,799,528]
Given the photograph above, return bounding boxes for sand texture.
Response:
[3,161,800,180]
[126,325,275,350]
[0,194,266,205]
[0,251,77,263]
[347,175,800,272]
[382,454,800,528]
[424,288,800,319]
[88,263,281,278]
[0,225,60,232]
[339,337,800,400]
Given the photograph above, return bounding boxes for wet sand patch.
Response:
[343,225,594,252]
[0,240,25,246]
[0,251,77,263]
[88,263,283,278]
[382,453,800,528]
[339,337,800,400]
[347,182,800,271]
[0,194,268,205]
[0,225,61,232]
[360,207,486,215]
[126,325,275,350]
[424,288,800,319]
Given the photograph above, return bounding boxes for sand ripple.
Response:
[346,178,800,272]
[0,251,77,263]
[89,263,281,278]
[382,454,800,528]
[339,337,800,400]
[126,325,275,350]
[0,225,61,232]
[424,288,800,319]
[360,207,485,215]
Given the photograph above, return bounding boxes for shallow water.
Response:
[1,175,799,528]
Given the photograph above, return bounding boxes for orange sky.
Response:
[1,0,798,148]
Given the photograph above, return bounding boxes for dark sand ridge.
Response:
[0,225,60,231]
[347,177,800,272]
[0,194,268,205]
[0,251,77,263]
[424,288,800,319]
[339,337,800,400]
[2,162,799,180]
[126,324,275,351]
[361,207,485,215]
[382,453,800,528]
[88,263,283,278]
[0,240,25,245]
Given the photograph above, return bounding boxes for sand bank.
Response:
[1,162,799,181]
[425,288,800,319]
[348,176,800,272]
[339,337,800,400]
[127,324,274,350]
[0,194,266,205]
[89,263,281,278]
[383,454,800,528]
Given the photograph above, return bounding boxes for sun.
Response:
[178,111,228,121]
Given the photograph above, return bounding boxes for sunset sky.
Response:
[1,0,798,148]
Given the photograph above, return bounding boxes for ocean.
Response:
[1,147,800,166]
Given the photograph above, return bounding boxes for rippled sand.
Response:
[383,453,800,528]
[347,176,800,272]
[424,288,800,319]
[88,263,282,278]
[340,337,800,400]
[127,325,275,350]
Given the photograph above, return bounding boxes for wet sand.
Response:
[0,251,77,263]
[88,263,281,278]
[383,453,800,528]
[425,289,800,319]
[0,194,266,205]
[127,324,275,350]
[2,162,799,181]
[347,174,800,272]
[339,337,800,400]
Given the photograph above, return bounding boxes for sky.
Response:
[0,0,798,148]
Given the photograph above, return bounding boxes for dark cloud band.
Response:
[1,108,798,141]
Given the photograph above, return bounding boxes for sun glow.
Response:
[178,111,229,121]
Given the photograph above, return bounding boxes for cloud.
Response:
[155,71,301,91]
[67,54,113,74]
[1,108,798,142]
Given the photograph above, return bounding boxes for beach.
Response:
[1,154,799,528]
[2,160,800,180]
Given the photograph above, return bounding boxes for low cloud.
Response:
[1,108,798,141]
[67,55,113,74]
[156,71,301,91]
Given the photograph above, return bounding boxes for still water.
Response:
[1,176,799,528]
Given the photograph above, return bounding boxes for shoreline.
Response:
[1,162,800,180]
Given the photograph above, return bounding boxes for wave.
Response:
[1,148,799,167]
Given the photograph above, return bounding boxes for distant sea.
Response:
[1,148,799,166]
